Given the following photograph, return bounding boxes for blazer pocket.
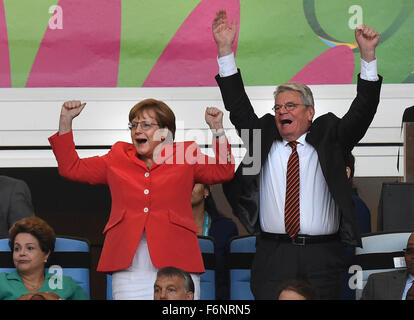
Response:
[103,209,126,234]
[168,210,198,234]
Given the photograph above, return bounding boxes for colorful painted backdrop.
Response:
[0,0,412,87]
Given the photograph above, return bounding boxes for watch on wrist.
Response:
[213,130,225,138]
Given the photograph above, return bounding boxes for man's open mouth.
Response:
[280,119,292,125]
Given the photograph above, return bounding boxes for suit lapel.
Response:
[390,270,408,299]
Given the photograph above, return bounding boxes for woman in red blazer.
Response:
[49,99,235,299]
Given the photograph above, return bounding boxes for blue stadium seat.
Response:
[198,235,216,300]
[228,235,256,300]
[106,274,113,300]
[0,237,14,274]
[0,236,90,298]
[354,231,411,300]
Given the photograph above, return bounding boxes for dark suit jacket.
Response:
[216,70,382,247]
[0,176,34,237]
[361,270,408,300]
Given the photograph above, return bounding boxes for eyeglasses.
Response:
[403,248,414,255]
[272,102,306,114]
[128,121,159,131]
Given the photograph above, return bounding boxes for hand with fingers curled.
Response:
[205,107,224,134]
[59,100,87,135]
[355,24,380,62]
[18,292,62,300]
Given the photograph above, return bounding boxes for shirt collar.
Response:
[6,269,54,281]
[283,132,307,147]
[6,270,21,281]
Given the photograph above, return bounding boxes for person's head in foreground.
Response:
[277,279,316,300]
[154,266,195,300]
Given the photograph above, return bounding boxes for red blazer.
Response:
[49,132,234,273]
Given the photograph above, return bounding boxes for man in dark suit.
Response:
[0,176,35,237]
[361,233,414,300]
[212,10,382,299]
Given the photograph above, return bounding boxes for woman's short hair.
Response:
[9,217,56,254]
[129,98,176,140]
[273,82,315,108]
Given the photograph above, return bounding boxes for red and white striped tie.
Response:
[285,141,300,238]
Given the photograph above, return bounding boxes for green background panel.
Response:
[236,0,327,85]
[117,0,199,86]
[2,1,413,86]
[313,0,413,83]
[4,0,59,87]
[236,0,413,85]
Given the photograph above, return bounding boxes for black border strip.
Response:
[0,252,90,268]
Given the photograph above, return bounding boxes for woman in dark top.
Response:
[191,184,238,299]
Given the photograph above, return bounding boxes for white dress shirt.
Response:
[218,52,378,235]
[259,134,340,234]
[402,274,414,300]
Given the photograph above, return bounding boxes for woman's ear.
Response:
[44,250,51,263]
[160,128,171,142]
[153,128,169,142]
[204,187,209,199]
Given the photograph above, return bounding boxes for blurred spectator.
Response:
[192,183,238,299]
[345,153,371,234]
[277,279,316,300]
[0,176,34,237]
[154,266,194,300]
[361,232,414,300]
[0,217,88,300]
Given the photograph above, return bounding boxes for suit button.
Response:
[144,172,149,178]
[143,207,149,213]
[144,189,149,195]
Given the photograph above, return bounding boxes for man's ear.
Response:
[307,106,315,121]
[186,292,194,300]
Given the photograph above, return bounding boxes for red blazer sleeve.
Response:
[48,131,110,185]
[193,135,235,185]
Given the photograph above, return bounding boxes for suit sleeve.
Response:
[192,137,235,185]
[215,71,262,138]
[360,275,375,300]
[8,179,34,227]
[337,74,383,150]
[48,131,110,185]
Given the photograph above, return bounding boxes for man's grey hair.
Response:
[156,266,195,293]
[273,82,315,107]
